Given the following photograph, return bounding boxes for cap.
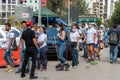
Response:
[26,21,32,27]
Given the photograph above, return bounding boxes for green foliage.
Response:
[110,2,120,25]
[47,0,88,21]
[71,0,88,21]
[96,18,102,26]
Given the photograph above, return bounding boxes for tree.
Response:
[47,0,88,21]
[70,0,88,21]
[8,15,15,26]
[96,18,102,26]
[110,1,120,25]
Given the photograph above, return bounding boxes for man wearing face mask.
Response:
[15,21,30,74]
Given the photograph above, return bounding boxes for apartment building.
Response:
[22,0,46,11]
[92,2,99,17]
[107,0,119,19]
[0,0,19,23]
[99,0,105,21]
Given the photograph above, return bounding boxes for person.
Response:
[55,23,69,71]
[37,26,48,71]
[108,24,120,64]
[15,21,30,74]
[70,24,80,69]
[92,24,100,60]
[86,23,96,62]
[98,27,104,49]
[32,23,39,32]
[103,28,109,48]
[21,21,40,79]
[3,23,15,72]
[75,23,83,51]
[81,23,88,59]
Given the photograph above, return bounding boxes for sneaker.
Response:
[64,64,70,71]
[73,66,77,69]
[5,65,11,72]
[7,68,14,73]
[30,76,38,79]
[25,69,29,73]
[110,60,113,64]
[21,74,25,78]
[15,70,21,74]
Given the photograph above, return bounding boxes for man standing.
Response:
[15,21,30,73]
[108,24,120,64]
[4,23,15,72]
[21,21,40,79]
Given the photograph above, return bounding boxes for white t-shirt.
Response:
[94,29,98,44]
[86,27,96,44]
[70,31,79,42]
[5,30,15,49]
[37,33,47,49]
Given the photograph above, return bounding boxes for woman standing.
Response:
[55,23,69,71]
[70,24,80,69]
[37,27,48,71]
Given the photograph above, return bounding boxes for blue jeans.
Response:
[58,43,66,64]
[83,42,88,58]
[17,49,30,71]
[110,45,118,62]
[37,46,48,69]
[3,50,14,66]
[71,47,79,66]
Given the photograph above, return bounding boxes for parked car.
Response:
[0,26,20,67]
[46,27,72,60]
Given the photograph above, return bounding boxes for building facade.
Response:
[22,0,46,11]
[0,0,19,23]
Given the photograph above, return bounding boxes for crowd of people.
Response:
[2,21,120,79]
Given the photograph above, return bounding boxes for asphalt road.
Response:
[0,47,120,80]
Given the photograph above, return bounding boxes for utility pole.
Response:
[68,0,71,24]
[38,0,41,26]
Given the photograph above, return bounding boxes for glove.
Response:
[37,48,40,53]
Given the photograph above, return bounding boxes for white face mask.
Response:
[72,29,76,32]
[57,28,60,31]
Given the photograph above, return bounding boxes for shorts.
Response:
[94,44,98,48]
[87,43,94,45]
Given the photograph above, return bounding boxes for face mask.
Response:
[57,28,60,31]
[72,29,76,32]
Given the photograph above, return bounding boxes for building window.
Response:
[2,12,6,18]
[35,0,37,3]
[24,0,27,3]
[2,0,6,3]
[2,5,6,11]
[8,0,11,4]
[30,0,32,3]
[35,6,37,11]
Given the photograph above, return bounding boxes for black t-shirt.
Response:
[21,28,36,48]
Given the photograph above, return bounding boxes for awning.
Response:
[33,7,59,17]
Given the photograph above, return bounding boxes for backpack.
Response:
[10,31,18,51]
[12,37,18,51]
[109,31,118,45]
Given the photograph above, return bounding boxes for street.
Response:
[0,47,120,80]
